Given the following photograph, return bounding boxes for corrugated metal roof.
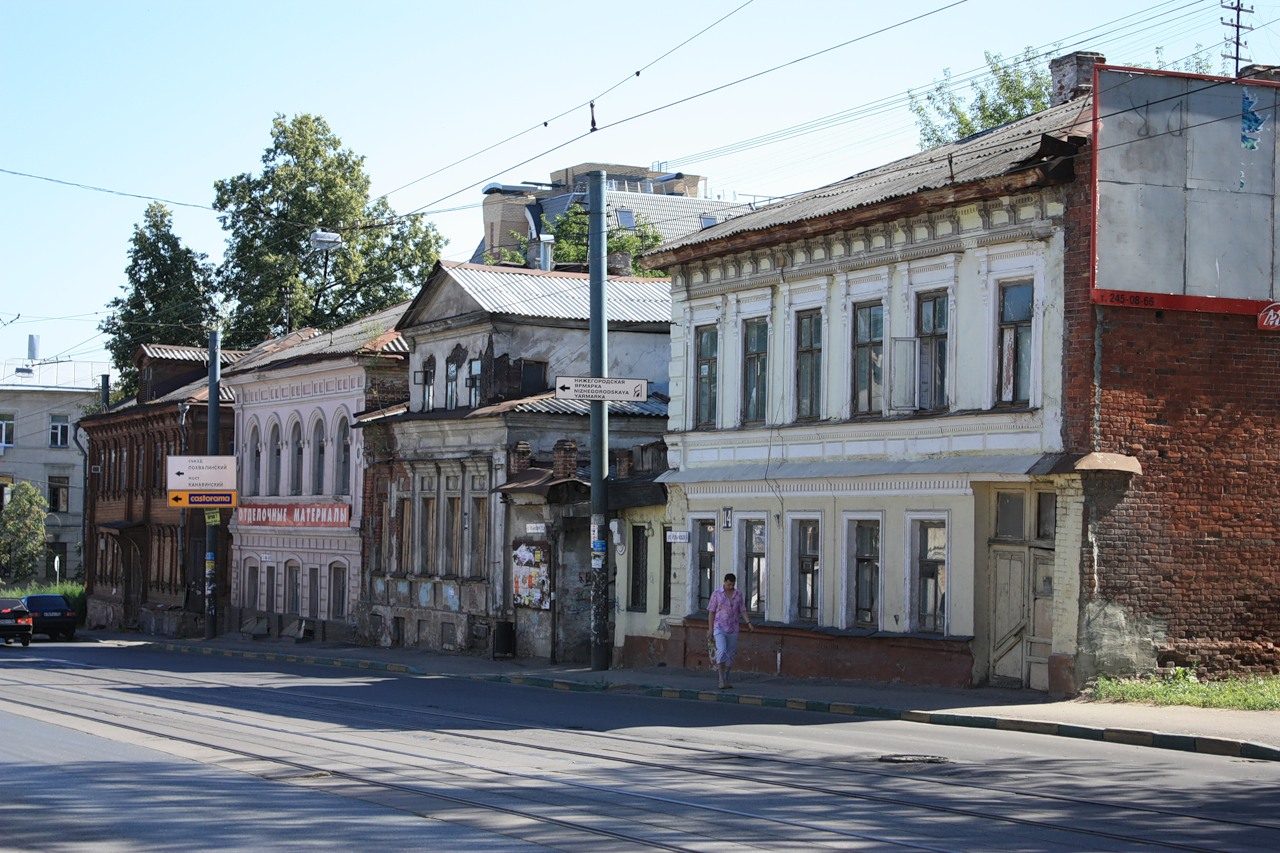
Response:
[654,98,1092,256]
[138,344,249,363]
[440,260,670,323]
[468,391,668,419]
[226,301,409,374]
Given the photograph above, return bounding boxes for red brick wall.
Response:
[1062,144,1280,676]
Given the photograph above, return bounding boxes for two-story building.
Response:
[222,309,409,643]
[620,52,1280,694]
[358,260,670,661]
[79,344,241,634]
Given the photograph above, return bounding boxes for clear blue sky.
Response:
[2,0,1269,377]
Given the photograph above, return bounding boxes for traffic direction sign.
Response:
[168,491,238,508]
[554,376,649,402]
[167,455,238,491]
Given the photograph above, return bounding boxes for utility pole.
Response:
[587,170,610,672]
[1221,1,1253,76]
[204,329,221,639]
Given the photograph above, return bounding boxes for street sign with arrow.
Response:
[554,376,648,402]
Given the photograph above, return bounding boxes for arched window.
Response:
[289,422,303,496]
[248,425,261,496]
[311,420,326,495]
[336,420,351,495]
[267,424,281,496]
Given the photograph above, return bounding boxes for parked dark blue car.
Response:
[21,594,77,640]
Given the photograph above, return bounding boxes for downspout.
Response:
[72,423,88,585]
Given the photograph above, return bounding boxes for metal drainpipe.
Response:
[72,424,89,585]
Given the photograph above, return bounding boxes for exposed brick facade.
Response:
[1063,144,1280,677]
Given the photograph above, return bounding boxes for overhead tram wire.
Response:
[662,0,1221,175]
[368,0,759,206]
[2,1,1237,253]
[360,0,976,233]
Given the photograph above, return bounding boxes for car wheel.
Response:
[64,630,76,641]
[21,636,30,647]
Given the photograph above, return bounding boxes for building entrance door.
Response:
[989,547,1028,687]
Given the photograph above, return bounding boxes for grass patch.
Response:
[1091,668,1280,711]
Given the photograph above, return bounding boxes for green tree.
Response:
[99,202,216,398]
[0,481,49,583]
[548,204,666,277]
[213,114,445,349]
[909,47,1051,149]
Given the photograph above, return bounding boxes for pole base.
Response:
[590,643,610,672]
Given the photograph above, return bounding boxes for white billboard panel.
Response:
[1094,66,1280,313]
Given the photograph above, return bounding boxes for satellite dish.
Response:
[309,230,343,252]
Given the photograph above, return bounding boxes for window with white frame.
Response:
[917,291,948,411]
[335,420,351,495]
[248,425,261,496]
[0,413,14,446]
[49,414,70,448]
[997,280,1034,404]
[795,309,822,421]
[694,325,717,429]
[793,518,820,622]
[244,561,260,610]
[289,422,303,496]
[267,424,281,496]
[467,358,482,408]
[912,519,947,633]
[286,561,301,614]
[847,517,880,628]
[742,317,768,425]
[628,524,648,611]
[446,362,459,410]
[329,562,347,619]
[695,519,716,611]
[48,476,70,513]
[311,420,326,495]
[740,519,766,615]
[851,302,883,415]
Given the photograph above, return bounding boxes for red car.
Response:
[0,598,33,647]
[21,594,77,640]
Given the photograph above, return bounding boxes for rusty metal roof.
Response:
[438,260,671,323]
[652,97,1092,257]
[226,301,409,374]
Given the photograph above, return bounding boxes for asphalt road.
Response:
[2,641,1278,851]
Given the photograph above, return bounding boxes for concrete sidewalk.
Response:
[87,630,1280,762]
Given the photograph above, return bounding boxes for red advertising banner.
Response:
[1259,303,1280,331]
[237,504,351,527]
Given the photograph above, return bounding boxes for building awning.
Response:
[657,452,1141,485]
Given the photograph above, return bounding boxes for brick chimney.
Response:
[552,439,578,480]
[510,440,532,473]
[1050,51,1105,106]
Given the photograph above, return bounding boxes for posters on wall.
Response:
[512,542,550,609]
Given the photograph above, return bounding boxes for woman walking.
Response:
[706,572,754,689]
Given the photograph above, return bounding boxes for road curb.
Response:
[145,639,1280,762]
